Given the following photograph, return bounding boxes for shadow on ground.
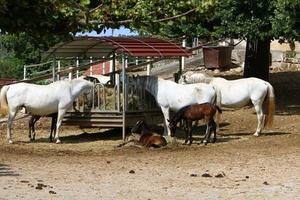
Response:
[0,164,19,177]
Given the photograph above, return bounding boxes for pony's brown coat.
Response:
[169,103,221,145]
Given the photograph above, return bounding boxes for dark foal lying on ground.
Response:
[168,103,222,145]
[28,113,58,142]
[118,120,167,148]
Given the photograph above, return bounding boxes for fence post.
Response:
[52,58,56,82]
[90,57,93,76]
[23,65,27,80]
[181,38,186,71]
[57,60,61,80]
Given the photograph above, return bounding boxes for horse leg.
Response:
[28,116,34,141]
[187,120,193,145]
[211,121,217,143]
[253,102,265,137]
[49,115,57,142]
[54,110,66,144]
[7,108,18,144]
[161,106,171,136]
[203,123,211,145]
[31,116,40,141]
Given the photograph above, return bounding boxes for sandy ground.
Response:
[0,68,299,200]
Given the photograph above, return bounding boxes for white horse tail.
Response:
[264,82,275,127]
[0,85,9,117]
[213,85,222,130]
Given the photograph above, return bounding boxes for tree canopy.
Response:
[1,0,299,41]
[1,0,300,79]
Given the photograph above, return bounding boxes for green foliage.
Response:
[0,0,299,80]
[212,0,276,40]
[0,33,66,79]
[0,0,89,37]
[0,57,23,79]
[272,0,300,40]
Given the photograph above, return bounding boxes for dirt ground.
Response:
[0,67,299,200]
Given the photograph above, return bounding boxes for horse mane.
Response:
[170,105,190,125]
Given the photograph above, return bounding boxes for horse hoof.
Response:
[55,139,61,144]
[203,140,208,145]
[253,132,260,137]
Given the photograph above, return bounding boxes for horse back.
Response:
[184,103,216,120]
[6,82,71,115]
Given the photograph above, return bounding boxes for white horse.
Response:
[132,75,217,136]
[0,78,94,144]
[179,72,275,136]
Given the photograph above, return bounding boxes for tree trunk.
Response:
[244,38,271,81]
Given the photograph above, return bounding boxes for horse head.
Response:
[71,79,94,97]
[167,119,176,137]
[131,120,148,134]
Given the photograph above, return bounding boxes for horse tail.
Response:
[264,82,275,127]
[212,85,222,131]
[0,85,9,117]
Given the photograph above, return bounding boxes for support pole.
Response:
[111,52,116,85]
[122,56,127,140]
[146,57,151,75]
[76,57,79,78]
[181,38,186,71]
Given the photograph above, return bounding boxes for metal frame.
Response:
[46,37,192,140]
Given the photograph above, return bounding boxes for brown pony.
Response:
[28,113,57,142]
[118,120,167,148]
[168,103,222,145]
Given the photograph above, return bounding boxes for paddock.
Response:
[0,67,299,199]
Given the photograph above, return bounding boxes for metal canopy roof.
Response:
[47,36,192,58]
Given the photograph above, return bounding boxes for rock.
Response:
[49,190,57,194]
[215,172,226,178]
[20,180,29,183]
[190,173,198,177]
[245,176,249,179]
[263,181,269,185]
[129,170,135,174]
[35,186,43,190]
[202,172,212,177]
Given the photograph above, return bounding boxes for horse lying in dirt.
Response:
[28,113,57,142]
[118,120,167,148]
[168,103,222,145]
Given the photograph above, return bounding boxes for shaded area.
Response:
[0,164,19,177]
[270,71,300,115]
[33,128,131,144]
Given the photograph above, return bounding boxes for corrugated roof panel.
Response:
[47,36,192,58]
